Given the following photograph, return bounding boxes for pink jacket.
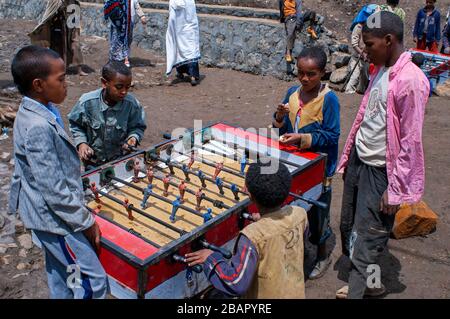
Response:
[337,52,429,205]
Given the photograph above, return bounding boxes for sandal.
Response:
[336,285,348,299]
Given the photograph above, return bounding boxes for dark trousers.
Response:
[176,61,200,80]
[307,185,332,247]
[284,16,298,52]
[339,147,395,299]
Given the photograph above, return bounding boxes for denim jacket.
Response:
[413,8,441,43]
[68,89,147,164]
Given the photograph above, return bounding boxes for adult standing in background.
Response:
[29,0,87,76]
[344,4,379,94]
[166,0,201,86]
[104,0,147,67]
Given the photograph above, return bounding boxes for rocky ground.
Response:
[0,17,449,299]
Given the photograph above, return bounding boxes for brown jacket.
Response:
[29,0,83,66]
[241,205,307,299]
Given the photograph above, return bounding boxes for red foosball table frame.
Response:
[81,122,327,299]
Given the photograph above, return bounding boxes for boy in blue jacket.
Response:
[273,46,340,280]
[413,0,441,52]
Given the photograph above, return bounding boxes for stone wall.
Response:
[0,0,343,80]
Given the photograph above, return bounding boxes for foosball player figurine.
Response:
[170,196,181,223]
[203,208,213,223]
[133,159,140,183]
[231,183,240,201]
[146,166,154,184]
[93,204,102,214]
[123,198,133,220]
[163,173,171,197]
[240,156,247,175]
[197,170,206,188]
[141,184,153,209]
[182,163,190,181]
[178,181,187,203]
[91,182,100,203]
[214,162,224,179]
[188,150,195,169]
[195,187,204,211]
[166,159,175,175]
[215,177,224,195]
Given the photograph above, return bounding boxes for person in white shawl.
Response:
[166,0,201,86]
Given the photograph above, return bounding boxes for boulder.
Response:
[331,52,351,68]
[330,66,349,84]
[18,233,33,250]
[392,201,438,239]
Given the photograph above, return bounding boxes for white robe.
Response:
[165,0,201,75]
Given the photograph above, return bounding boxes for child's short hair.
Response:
[362,11,404,43]
[387,0,400,6]
[11,45,61,95]
[102,61,132,81]
[245,161,292,209]
[297,46,328,71]
[412,53,426,67]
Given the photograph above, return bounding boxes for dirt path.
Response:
[0,19,449,299]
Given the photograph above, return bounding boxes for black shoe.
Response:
[190,77,199,86]
[308,257,332,280]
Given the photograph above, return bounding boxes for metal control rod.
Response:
[140,169,230,210]
[109,175,204,218]
[90,185,185,235]
[149,153,245,196]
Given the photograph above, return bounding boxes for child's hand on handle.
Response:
[141,16,147,25]
[122,137,138,152]
[185,249,214,266]
[78,143,94,161]
[83,221,102,255]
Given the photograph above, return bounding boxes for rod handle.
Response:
[200,240,232,259]
[172,254,203,273]
[289,192,328,210]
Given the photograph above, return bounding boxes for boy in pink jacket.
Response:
[336,11,429,299]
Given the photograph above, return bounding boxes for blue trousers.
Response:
[33,230,109,299]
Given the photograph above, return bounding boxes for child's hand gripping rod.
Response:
[172,254,203,273]
[199,239,232,259]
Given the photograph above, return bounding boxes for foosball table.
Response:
[81,122,327,299]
